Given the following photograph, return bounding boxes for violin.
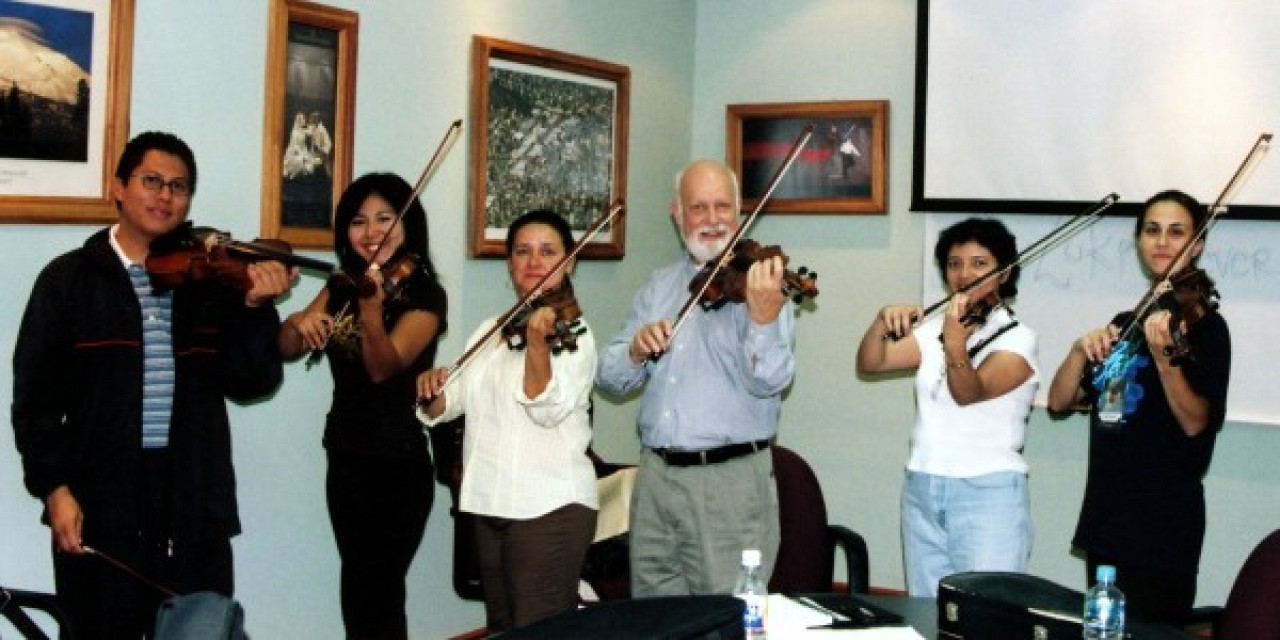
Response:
[956,297,996,328]
[1143,267,1219,365]
[146,223,335,291]
[304,252,428,371]
[501,280,587,355]
[326,251,423,304]
[689,239,819,311]
[1089,132,1271,423]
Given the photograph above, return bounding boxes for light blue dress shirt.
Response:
[595,257,796,450]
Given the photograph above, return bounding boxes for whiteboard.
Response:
[923,213,1280,425]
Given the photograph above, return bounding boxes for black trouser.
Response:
[327,449,434,640]
[53,449,234,639]
[1086,554,1196,627]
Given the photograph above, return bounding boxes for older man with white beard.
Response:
[596,158,796,597]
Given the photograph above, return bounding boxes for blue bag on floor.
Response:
[153,591,247,640]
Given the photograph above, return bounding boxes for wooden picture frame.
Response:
[0,0,133,224]
[260,0,357,248]
[468,36,630,259]
[726,100,888,214]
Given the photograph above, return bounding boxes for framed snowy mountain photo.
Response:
[0,0,134,223]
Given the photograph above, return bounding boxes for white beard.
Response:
[683,223,731,264]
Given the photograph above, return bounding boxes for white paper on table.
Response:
[765,594,927,639]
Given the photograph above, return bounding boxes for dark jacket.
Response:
[11,228,283,546]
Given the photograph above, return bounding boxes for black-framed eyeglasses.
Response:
[133,173,191,197]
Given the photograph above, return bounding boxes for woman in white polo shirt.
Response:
[856,217,1039,597]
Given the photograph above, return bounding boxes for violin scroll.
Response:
[690,239,819,310]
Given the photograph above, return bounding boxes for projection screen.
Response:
[912,0,1280,219]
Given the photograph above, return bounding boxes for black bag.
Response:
[937,572,1195,640]
[153,591,247,640]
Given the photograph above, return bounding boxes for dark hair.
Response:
[505,209,574,257]
[1136,189,1207,243]
[934,217,1020,298]
[332,172,438,281]
[114,131,197,196]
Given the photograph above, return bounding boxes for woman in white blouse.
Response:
[417,209,597,633]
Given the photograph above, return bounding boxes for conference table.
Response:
[499,591,1193,638]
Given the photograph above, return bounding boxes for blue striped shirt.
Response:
[128,264,174,449]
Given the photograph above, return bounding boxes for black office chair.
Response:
[1,587,73,640]
[1187,527,1280,639]
[768,444,870,595]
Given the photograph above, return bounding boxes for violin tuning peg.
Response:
[809,271,818,280]
[797,266,809,275]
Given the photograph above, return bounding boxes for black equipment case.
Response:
[938,572,1195,640]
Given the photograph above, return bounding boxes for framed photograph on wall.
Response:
[726,100,888,214]
[260,0,357,248]
[469,35,629,259]
[0,0,133,223]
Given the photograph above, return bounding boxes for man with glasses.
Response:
[11,131,295,637]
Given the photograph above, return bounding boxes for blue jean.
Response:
[901,470,1032,597]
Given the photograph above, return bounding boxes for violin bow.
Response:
[884,192,1121,340]
[366,119,464,271]
[1116,131,1272,343]
[418,201,626,405]
[306,119,463,369]
[664,125,815,344]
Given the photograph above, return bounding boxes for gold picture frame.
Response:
[260,0,357,248]
[468,36,630,259]
[0,0,133,223]
[726,100,888,214]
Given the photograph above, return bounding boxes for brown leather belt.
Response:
[651,439,770,467]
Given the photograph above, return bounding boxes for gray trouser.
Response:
[629,448,780,597]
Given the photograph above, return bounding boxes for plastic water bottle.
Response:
[733,549,768,638]
[1082,565,1125,639]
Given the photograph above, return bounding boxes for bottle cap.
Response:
[742,549,762,566]
[1096,565,1116,582]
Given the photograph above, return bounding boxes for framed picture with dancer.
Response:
[726,100,888,214]
[468,36,630,259]
[259,0,357,248]
[0,0,134,224]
